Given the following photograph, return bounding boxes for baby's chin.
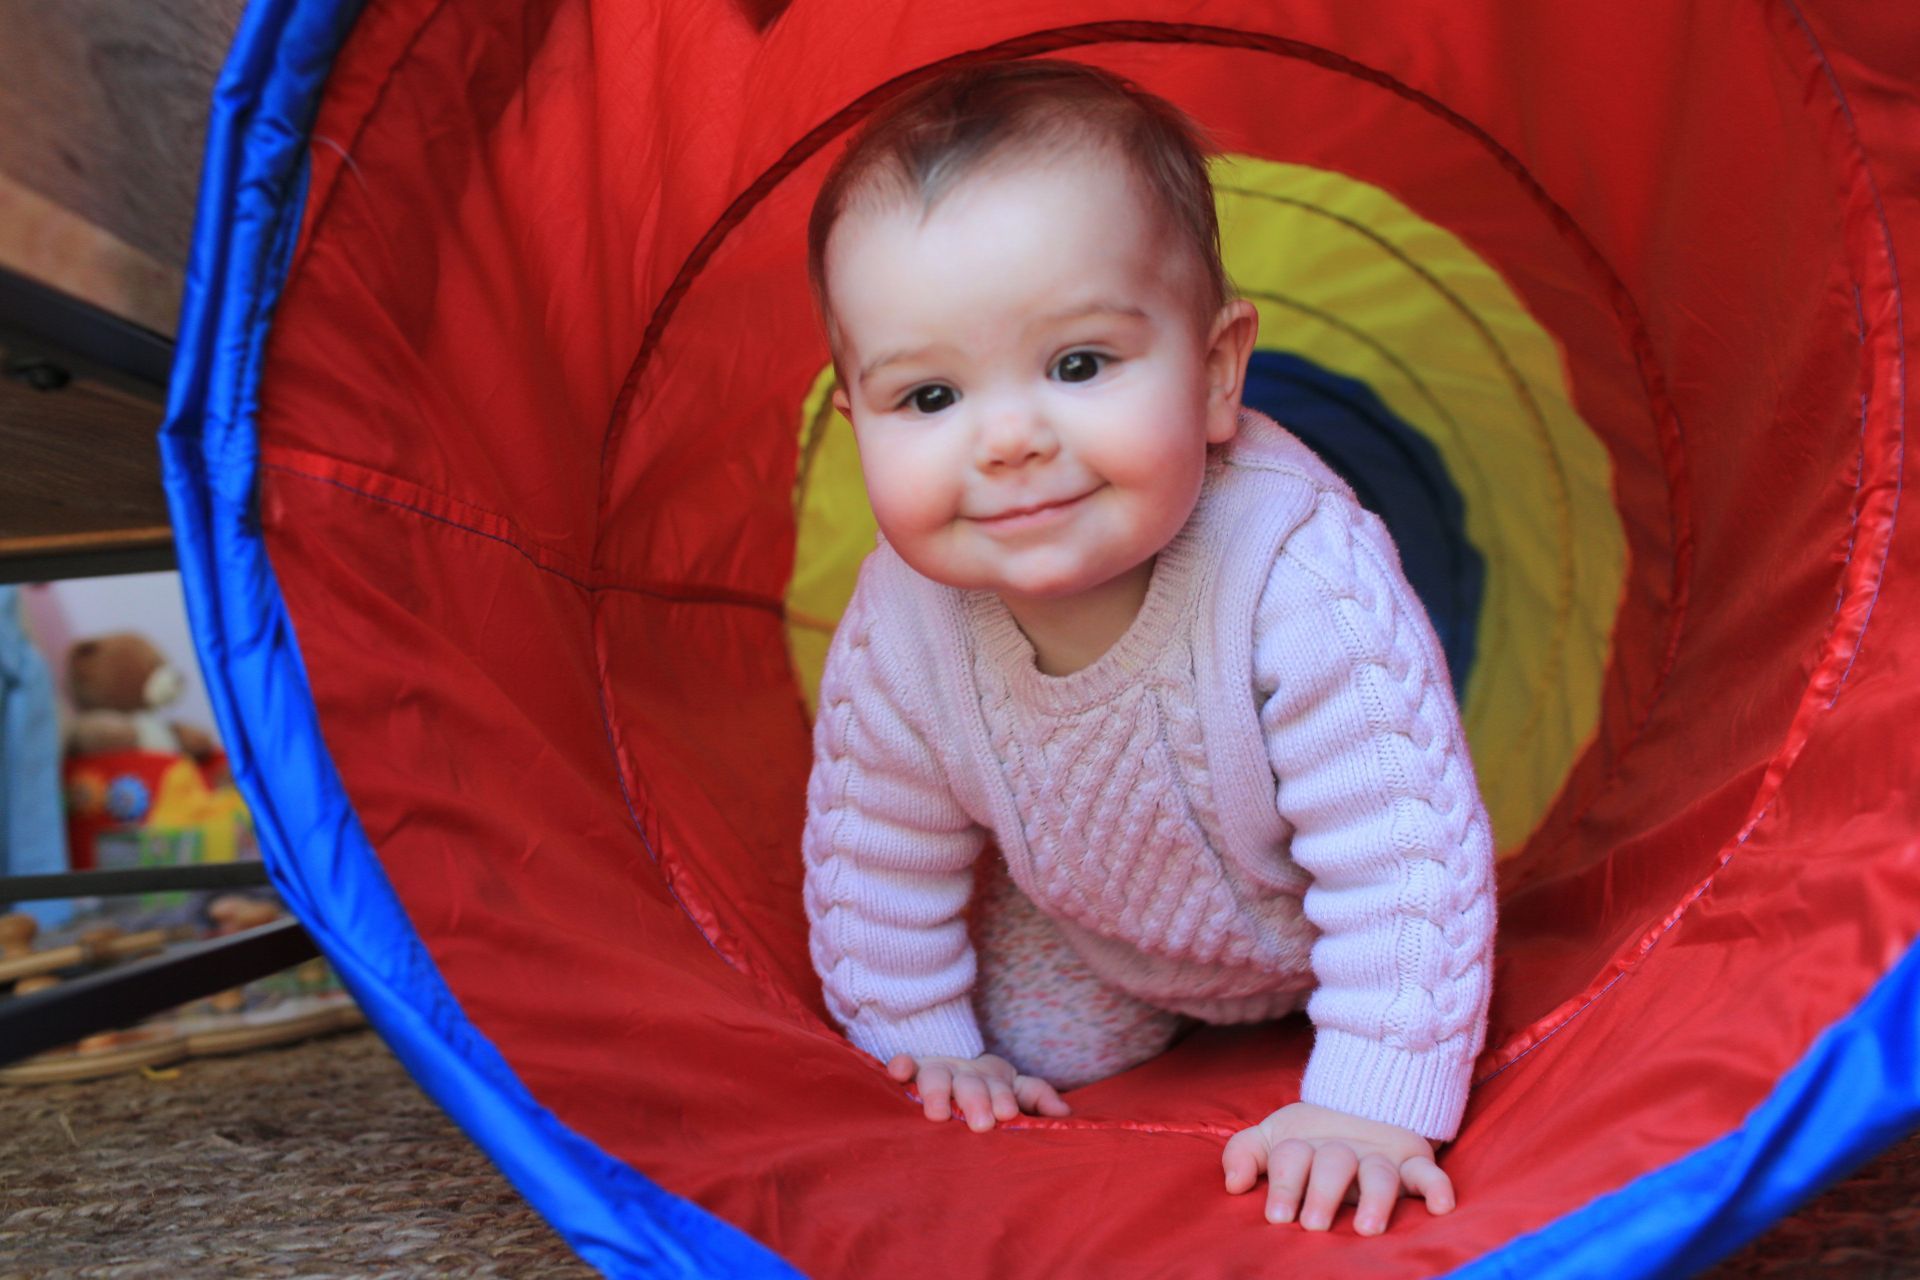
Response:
[892,549,1085,599]
[988,566,1119,601]
[884,523,1159,599]
[975,555,1154,604]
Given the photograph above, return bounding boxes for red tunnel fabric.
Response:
[243,0,1917,1272]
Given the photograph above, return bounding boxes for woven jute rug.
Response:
[0,1028,1912,1277]
[0,1031,589,1279]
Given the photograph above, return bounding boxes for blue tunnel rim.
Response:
[157,0,797,1275]
[156,1,1913,1277]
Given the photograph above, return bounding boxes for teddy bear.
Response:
[65,632,219,763]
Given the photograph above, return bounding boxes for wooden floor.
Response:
[0,1027,1914,1277]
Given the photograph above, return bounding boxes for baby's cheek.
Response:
[866,479,945,545]
[859,443,946,532]
[1116,448,1207,525]
[1138,472,1204,524]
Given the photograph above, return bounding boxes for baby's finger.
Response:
[1262,1138,1315,1224]
[1298,1142,1358,1232]
[1400,1156,1456,1215]
[886,1054,918,1083]
[918,1063,954,1122]
[986,1075,1020,1122]
[1221,1127,1268,1195]
[951,1071,994,1132]
[1014,1074,1072,1117]
[1351,1154,1401,1237]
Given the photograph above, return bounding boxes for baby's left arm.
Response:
[1231,493,1497,1231]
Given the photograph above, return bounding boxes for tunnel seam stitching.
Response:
[1480,0,1908,1083]
[260,456,787,614]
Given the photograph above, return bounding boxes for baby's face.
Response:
[825,152,1251,605]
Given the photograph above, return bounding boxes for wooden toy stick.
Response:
[0,928,171,986]
[96,929,170,960]
[0,944,86,985]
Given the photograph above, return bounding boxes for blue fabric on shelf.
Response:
[0,586,72,928]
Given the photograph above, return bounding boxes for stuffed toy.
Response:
[60,633,246,870]
[65,632,219,763]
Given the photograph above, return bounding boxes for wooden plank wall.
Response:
[0,0,246,335]
[0,0,247,576]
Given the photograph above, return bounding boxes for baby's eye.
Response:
[902,384,957,415]
[1052,351,1108,383]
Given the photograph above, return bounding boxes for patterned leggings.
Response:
[969,857,1198,1090]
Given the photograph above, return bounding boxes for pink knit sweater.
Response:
[803,409,1496,1141]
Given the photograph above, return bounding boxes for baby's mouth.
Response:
[974,488,1099,525]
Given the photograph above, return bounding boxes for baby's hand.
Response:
[1221,1101,1454,1236]
[886,1052,1072,1132]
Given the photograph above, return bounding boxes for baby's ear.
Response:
[1204,298,1259,443]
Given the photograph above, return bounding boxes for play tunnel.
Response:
[160,0,1919,1274]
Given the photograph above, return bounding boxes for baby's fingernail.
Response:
[1266,1207,1292,1225]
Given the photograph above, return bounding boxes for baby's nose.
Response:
[976,404,1057,468]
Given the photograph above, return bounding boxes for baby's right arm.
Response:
[805,566,1073,1128]
[803,566,991,1068]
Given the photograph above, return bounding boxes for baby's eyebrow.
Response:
[857,344,943,388]
[855,301,1151,387]
[1032,300,1151,327]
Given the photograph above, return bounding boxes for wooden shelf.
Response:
[0,277,177,583]
[0,348,173,580]
[0,0,243,583]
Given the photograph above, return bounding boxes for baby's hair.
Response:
[806,59,1231,346]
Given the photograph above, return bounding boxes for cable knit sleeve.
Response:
[1254,493,1496,1142]
[803,559,989,1065]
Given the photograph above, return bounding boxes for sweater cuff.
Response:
[845,999,985,1065]
[1299,1027,1474,1142]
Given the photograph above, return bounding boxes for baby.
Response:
[801,59,1495,1236]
